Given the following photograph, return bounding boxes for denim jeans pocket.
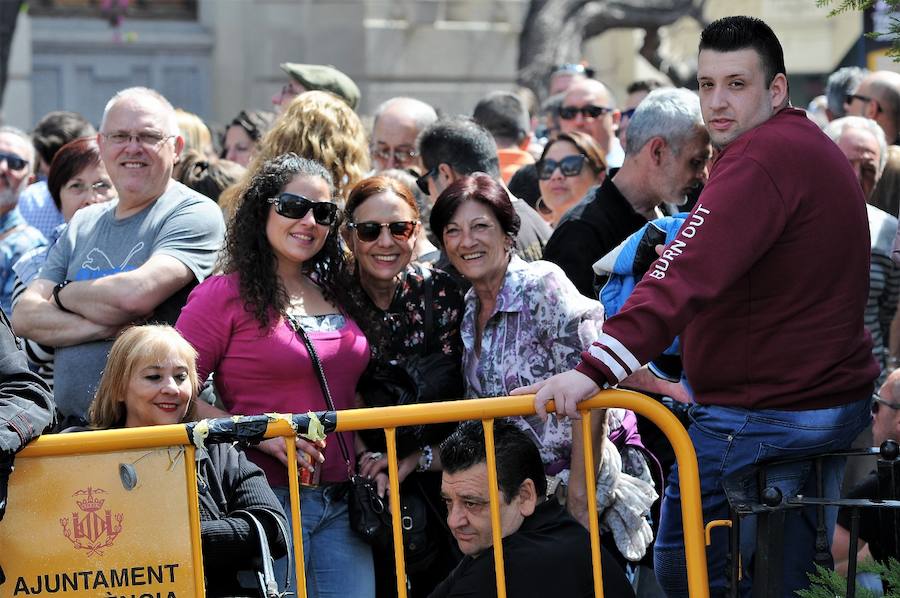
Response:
[688,405,747,442]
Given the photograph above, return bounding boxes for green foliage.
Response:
[817,0,900,60]
[817,0,880,18]
[795,559,900,598]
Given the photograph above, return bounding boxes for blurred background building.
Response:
[1,0,894,129]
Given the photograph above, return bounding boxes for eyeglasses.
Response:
[846,93,872,105]
[620,108,637,120]
[872,394,900,414]
[267,193,339,225]
[348,220,418,243]
[371,145,418,166]
[537,155,588,180]
[102,131,176,148]
[0,151,29,172]
[64,180,115,196]
[416,167,437,195]
[558,105,612,120]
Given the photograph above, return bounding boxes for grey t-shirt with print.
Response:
[39,181,225,420]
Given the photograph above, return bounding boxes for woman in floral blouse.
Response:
[343,175,464,597]
[429,172,625,528]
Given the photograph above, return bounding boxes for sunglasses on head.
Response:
[558,105,611,120]
[348,220,418,243]
[267,192,338,225]
[0,151,29,172]
[537,155,588,180]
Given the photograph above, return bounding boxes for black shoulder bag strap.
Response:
[285,315,354,478]
[417,264,434,356]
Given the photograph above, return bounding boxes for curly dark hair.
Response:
[221,152,360,329]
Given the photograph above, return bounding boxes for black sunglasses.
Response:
[558,105,611,120]
[267,193,338,225]
[537,155,588,180]
[416,167,436,195]
[0,151,28,172]
[348,220,418,243]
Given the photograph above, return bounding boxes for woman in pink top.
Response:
[176,153,374,597]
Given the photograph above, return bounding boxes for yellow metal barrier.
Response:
[8,389,708,598]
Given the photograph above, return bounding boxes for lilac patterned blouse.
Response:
[462,256,604,481]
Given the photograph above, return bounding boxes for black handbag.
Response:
[287,315,441,574]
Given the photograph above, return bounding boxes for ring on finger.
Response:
[369,452,383,460]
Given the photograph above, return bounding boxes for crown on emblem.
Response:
[74,487,105,512]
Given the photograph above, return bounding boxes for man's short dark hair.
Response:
[626,79,666,96]
[699,16,787,86]
[417,116,500,179]
[31,111,96,167]
[440,419,547,502]
[472,91,530,147]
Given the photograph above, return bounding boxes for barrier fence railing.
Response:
[7,389,709,598]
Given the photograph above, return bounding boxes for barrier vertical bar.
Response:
[579,409,605,597]
[184,444,207,598]
[385,427,409,598]
[285,436,308,598]
[482,418,508,598]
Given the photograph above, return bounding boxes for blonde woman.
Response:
[87,325,287,597]
[220,91,369,218]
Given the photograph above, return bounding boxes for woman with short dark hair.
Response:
[430,173,641,531]
[12,136,117,391]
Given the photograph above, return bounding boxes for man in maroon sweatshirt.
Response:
[516,15,878,598]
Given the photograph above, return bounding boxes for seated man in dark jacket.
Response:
[429,419,633,598]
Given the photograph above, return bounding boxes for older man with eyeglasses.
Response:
[12,87,225,427]
[832,368,900,586]
[369,96,437,172]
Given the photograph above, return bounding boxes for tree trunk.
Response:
[0,0,24,111]
[518,0,707,100]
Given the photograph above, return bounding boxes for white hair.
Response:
[823,115,889,178]
[625,88,705,156]
[0,125,35,170]
[99,87,179,136]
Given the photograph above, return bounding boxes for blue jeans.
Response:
[274,485,375,598]
[653,398,871,598]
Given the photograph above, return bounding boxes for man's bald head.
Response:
[559,79,618,156]
[848,71,900,144]
[370,97,438,171]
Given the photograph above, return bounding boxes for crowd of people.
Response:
[0,12,899,598]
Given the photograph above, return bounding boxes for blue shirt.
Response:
[0,207,47,315]
[17,181,63,240]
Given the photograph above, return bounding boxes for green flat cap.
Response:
[280,62,360,110]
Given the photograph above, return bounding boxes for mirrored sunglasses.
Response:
[537,155,588,180]
[0,151,29,172]
[348,221,418,243]
[267,192,338,225]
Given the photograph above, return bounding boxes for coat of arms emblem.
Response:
[59,486,124,556]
